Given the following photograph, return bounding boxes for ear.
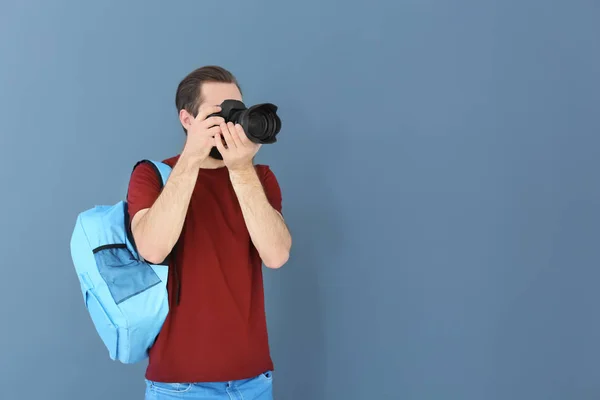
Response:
[179,109,194,131]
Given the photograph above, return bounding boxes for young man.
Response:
[127,66,291,399]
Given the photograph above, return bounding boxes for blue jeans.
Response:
[144,371,273,399]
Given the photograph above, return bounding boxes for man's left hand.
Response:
[215,122,261,171]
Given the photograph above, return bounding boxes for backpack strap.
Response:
[131,159,172,189]
[135,160,180,305]
[145,160,172,188]
[126,160,173,265]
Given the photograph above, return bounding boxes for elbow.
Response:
[137,243,169,265]
[263,248,290,269]
[144,253,168,265]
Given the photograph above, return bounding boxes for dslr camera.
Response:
[210,100,282,144]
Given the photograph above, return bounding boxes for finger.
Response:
[234,124,251,145]
[206,125,222,137]
[196,105,222,121]
[220,123,236,149]
[202,116,225,129]
[214,133,226,153]
[227,122,242,148]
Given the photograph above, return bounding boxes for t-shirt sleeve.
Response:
[258,165,283,213]
[127,162,162,223]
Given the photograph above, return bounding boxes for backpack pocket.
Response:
[93,244,162,304]
[85,288,118,359]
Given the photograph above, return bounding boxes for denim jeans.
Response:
[144,371,273,399]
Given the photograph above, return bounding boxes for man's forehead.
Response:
[198,83,242,109]
[203,82,241,95]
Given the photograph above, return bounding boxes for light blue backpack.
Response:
[70,160,172,364]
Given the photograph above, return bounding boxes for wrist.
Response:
[228,163,258,185]
[228,162,255,174]
[178,150,204,172]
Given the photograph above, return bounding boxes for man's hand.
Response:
[215,122,261,171]
[183,105,225,163]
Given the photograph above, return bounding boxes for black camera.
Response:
[211,100,282,144]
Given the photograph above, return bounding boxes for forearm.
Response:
[229,166,291,269]
[132,152,200,263]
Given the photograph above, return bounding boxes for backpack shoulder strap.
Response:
[132,160,172,189]
[126,159,174,266]
[146,160,172,188]
[130,160,176,289]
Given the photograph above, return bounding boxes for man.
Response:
[127,65,292,399]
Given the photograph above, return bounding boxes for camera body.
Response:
[210,100,282,144]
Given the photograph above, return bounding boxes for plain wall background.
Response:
[1,0,599,399]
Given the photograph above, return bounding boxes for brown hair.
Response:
[175,65,241,119]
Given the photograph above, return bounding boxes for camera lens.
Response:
[248,112,269,136]
[217,100,281,144]
[240,104,281,144]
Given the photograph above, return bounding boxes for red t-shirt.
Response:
[127,155,282,383]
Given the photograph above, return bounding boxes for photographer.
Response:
[127,65,292,400]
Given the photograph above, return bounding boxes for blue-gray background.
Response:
[1,0,599,399]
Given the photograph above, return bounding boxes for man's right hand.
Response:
[182,105,224,163]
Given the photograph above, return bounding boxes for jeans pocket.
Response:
[146,380,193,394]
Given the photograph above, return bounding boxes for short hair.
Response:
[175,65,241,119]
